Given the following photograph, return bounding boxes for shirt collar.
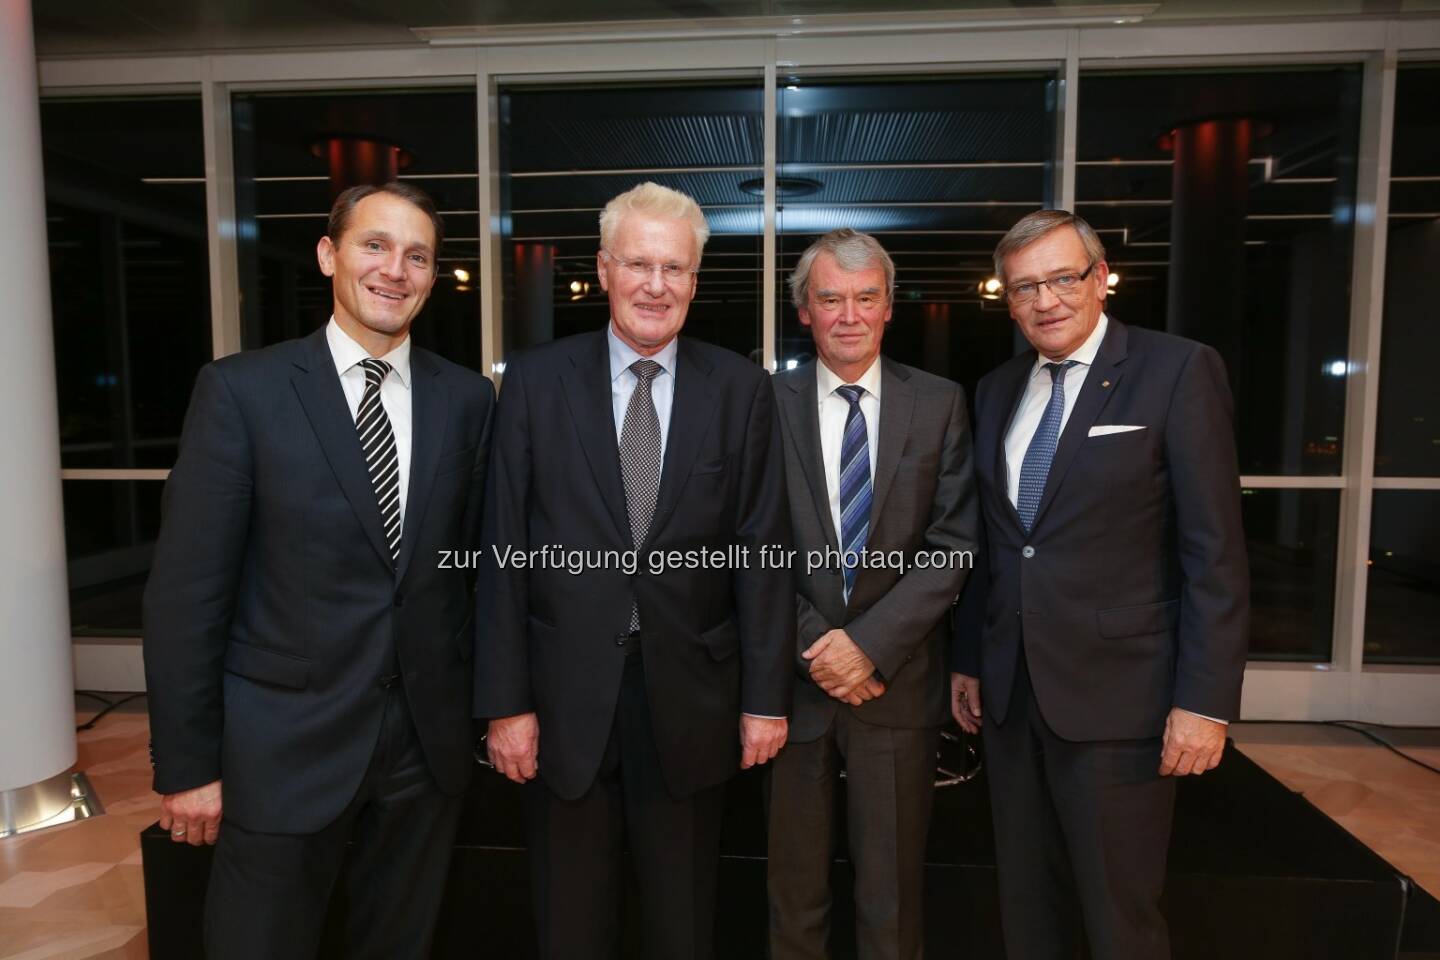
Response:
[326,316,412,388]
[1029,312,1108,381]
[816,354,883,406]
[608,322,678,383]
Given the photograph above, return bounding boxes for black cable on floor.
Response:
[76,692,146,732]
[1239,718,1440,777]
[1325,721,1440,777]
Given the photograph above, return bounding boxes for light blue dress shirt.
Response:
[607,323,678,455]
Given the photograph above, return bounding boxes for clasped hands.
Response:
[803,629,885,706]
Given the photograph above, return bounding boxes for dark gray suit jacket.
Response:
[775,357,979,744]
[953,318,1250,740]
[474,331,794,800]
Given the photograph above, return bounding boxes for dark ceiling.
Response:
[32,0,1440,57]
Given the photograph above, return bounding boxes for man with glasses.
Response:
[952,210,1249,959]
[768,228,978,960]
[476,182,793,959]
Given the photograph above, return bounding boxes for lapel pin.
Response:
[1101,379,1111,388]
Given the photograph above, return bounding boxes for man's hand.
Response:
[487,712,540,784]
[159,779,222,846]
[1159,708,1226,776]
[803,629,879,702]
[950,673,982,734]
[740,715,788,769]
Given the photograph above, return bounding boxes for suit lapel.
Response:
[291,328,395,573]
[645,337,719,549]
[1030,318,1129,532]
[559,331,630,544]
[396,348,446,582]
[781,363,839,551]
[989,354,1034,534]
[868,357,914,530]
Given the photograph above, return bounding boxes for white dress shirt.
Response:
[1003,313,1108,509]
[816,357,883,543]
[327,317,412,526]
[608,323,678,456]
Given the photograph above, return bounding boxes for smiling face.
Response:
[317,191,438,355]
[597,212,698,356]
[1002,225,1109,361]
[797,251,892,382]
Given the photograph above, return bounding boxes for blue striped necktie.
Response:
[835,384,872,602]
[1016,360,1078,534]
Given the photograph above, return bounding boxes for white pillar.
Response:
[0,0,78,807]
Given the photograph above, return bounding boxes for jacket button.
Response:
[1021,545,1036,559]
[615,635,628,647]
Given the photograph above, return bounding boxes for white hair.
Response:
[598,182,711,262]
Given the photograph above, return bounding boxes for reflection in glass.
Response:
[776,74,1056,393]
[500,82,764,361]
[1077,67,1361,476]
[41,96,212,468]
[232,88,481,370]
[63,480,164,636]
[1242,488,1338,661]
[1375,64,1440,478]
[1364,492,1440,664]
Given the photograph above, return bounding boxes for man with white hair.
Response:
[476,182,794,959]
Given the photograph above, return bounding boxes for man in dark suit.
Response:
[143,181,494,960]
[952,209,1249,960]
[767,229,978,960]
[475,182,793,960]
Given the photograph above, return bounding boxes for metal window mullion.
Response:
[476,53,504,380]
[763,44,778,373]
[1332,42,1397,682]
[201,59,241,359]
[1054,29,1079,212]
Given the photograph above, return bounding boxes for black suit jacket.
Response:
[776,358,979,743]
[954,318,1249,740]
[143,327,494,834]
[473,331,794,801]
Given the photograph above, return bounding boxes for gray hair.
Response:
[993,210,1106,283]
[598,182,710,263]
[789,228,896,311]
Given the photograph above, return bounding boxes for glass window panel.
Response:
[232,88,481,370]
[1364,491,1440,664]
[776,73,1056,392]
[63,480,164,636]
[1375,63,1440,478]
[41,96,212,468]
[1242,488,1338,662]
[500,82,764,362]
[1077,67,1361,476]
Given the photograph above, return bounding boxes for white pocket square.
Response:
[1088,424,1145,437]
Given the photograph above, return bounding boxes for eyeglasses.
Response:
[1004,264,1096,304]
[602,250,697,285]
[810,292,888,314]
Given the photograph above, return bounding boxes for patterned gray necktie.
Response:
[357,358,401,564]
[619,359,664,631]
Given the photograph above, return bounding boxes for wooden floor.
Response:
[0,704,1436,959]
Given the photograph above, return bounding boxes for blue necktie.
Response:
[835,385,872,602]
[1016,361,1078,534]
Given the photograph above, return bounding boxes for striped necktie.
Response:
[1015,360,1078,534]
[835,384,872,602]
[357,357,402,564]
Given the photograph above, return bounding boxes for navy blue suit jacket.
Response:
[953,318,1249,740]
[144,327,494,833]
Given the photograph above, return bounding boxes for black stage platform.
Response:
[143,741,1440,958]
